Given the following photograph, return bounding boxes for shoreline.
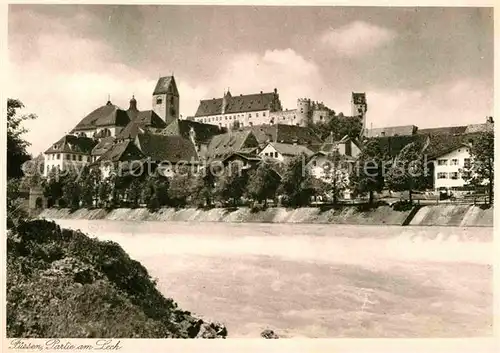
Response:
[38,204,494,228]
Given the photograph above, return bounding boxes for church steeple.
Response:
[129,95,138,111]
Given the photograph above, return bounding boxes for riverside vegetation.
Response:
[7,219,228,338]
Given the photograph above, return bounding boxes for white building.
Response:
[192,89,283,128]
[432,143,472,192]
[44,135,97,177]
[259,142,314,163]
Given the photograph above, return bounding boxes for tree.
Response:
[215,163,248,206]
[385,142,428,203]
[142,173,170,212]
[7,99,37,179]
[246,161,281,206]
[127,177,143,208]
[350,139,385,204]
[462,131,494,204]
[168,166,195,207]
[309,112,362,141]
[43,169,65,207]
[191,165,217,207]
[61,170,82,211]
[278,154,316,207]
[323,151,350,205]
[98,177,112,208]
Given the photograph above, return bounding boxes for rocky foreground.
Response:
[6,219,227,338]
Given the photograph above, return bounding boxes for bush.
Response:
[7,219,228,338]
[391,200,414,212]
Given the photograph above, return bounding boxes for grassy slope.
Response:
[6,219,227,338]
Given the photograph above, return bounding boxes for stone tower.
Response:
[351,92,368,138]
[152,76,180,126]
[297,98,311,126]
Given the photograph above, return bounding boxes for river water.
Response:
[51,219,493,338]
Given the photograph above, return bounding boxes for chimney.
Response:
[274,88,277,94]
[487,116,494,124]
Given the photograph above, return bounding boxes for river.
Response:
[51,219,493,338]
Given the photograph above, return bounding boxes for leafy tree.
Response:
[215,163,248,206]
[246,161,281,206]
[98,177,112,208]
[191,165,217,207]
[350,139,385,204]
[142,173,170,212]
[278,154,316,207]
[461,131,494,204]
[127,177,143,208]
[61,170,81,211]
[385,142,428,203]
[7,99,37,179]
[43,169,65,207]
[168,167,196,207]
[322,151,350,205]
[309,112,362,141]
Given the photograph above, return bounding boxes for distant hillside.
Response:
[7,219,227,338]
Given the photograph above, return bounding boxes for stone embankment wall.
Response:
[39,205,494,227]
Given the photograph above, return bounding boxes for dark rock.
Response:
[261,329,279,339]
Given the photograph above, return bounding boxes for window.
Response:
[464,158,471,168]
[263,112,266,117]
[312,160,317,167]
[72,154,76,161]
[65,154,70,160]
[156,97,163,104]
[78,155,83,161]
[437,159,448,166]
[437,172,448,179]
[256,113,259,117]
[381,132,386,137]
[248,113,252,118]
[451,159,459,165]
[56,154,60,160]
[450,172,458,180]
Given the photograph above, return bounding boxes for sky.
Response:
[8,5,494,155]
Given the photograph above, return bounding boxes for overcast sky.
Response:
[8,5,493,155]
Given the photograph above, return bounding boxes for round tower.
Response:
[297,98,311,126]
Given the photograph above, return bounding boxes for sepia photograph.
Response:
[5,2,495,345]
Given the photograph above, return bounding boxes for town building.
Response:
[43,135,97,176]
[191,89,283,128]
[259,142,314,163]
[431,144,472,192]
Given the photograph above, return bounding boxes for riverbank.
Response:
[38,204,493,227]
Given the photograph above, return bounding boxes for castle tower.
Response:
[152,76,180,125]
[352,92,368,138]
[297,98,311,126]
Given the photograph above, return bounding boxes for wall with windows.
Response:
[432,147,471,191]
[194,110,271,129]
[44,153,91,177]
[72,126,122,139]
[259,144,284,162]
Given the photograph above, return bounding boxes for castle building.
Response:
[191,89,283,128]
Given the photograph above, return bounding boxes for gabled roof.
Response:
[96,140,145,163]
[264,142,314,157]
[72,101,131,131]
[45,135,97,154]
[464,122,494,134]
[370,135,429,158]
[91,136,115,156]
[116,121,146,140]
[417,125,467,135]
[153,76,179,96]
[136,134,198,163]
[195,90,280,116]
[364,125,417,138]
[425,133,482,160]
[204,130,259,160]
[246,124,322,146]
[160,119,224,144]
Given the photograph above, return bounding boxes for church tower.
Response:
[152,75,180,126]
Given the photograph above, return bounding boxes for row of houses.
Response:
[40,75,493,198]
